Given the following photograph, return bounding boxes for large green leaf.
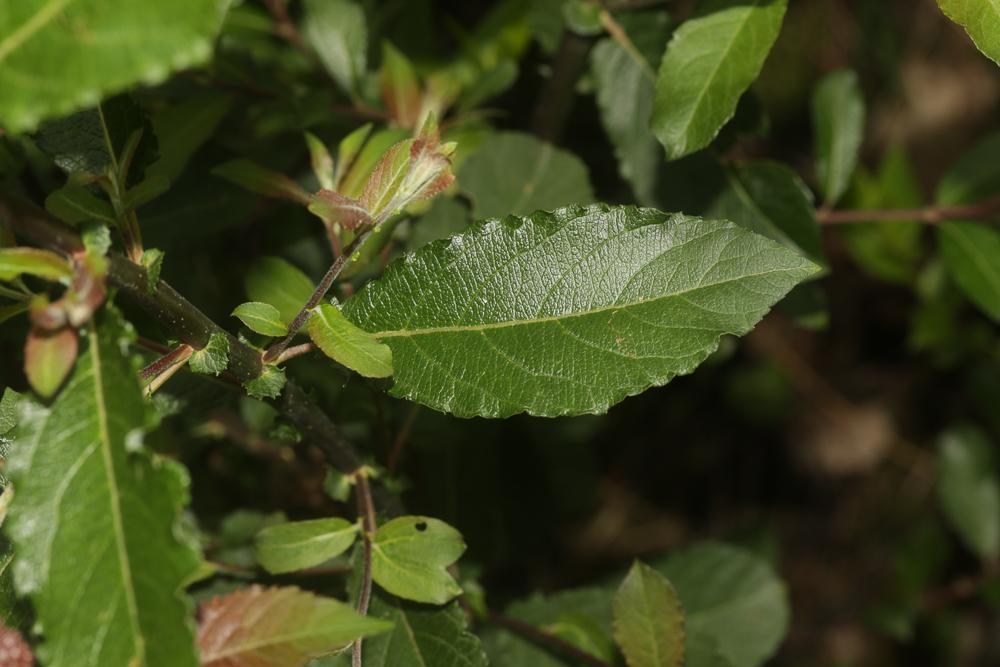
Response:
[651,0,787,160]
[245,257,315,326]
[613,562,685,667]
[937,0,1000,65]
[6,312,202,667]
[458,132,594,219]
[0,0,228,133]
[707,161,823,265]
[658,543,789,667]
[342,204,818,418]
[812,69,865,205]
[591,12,671,205]
[937,425,1000,560]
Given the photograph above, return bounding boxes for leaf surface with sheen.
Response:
[937,0,1000,65]
[651,0,787,160]
[371,516,465,604]
[255,518,359,574]
[308,303,393,378]
[343,204,818,418]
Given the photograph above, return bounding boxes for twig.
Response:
[485,610,613,667]
[263,228,373,363]
[0,195,365,476]
[273,342,316,365]
[599,9,656,80]
[264,0,305,50]
[817,197,1000,225]
[140,344,194,396]
[351,470,377,667]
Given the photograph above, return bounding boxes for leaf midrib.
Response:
[91,329,145,661]
[370,265,808,339]
[0,0,76,63]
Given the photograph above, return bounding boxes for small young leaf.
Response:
[380,42,423,127]
[245,365,286,400]
[308,190,374,230]
[459,132,594,218]
[937,0,1000,66]
[232,302,289,337]
[308,303,393,378]
[197,585,392,667]
[371,516,466,604]
[245,257,315,326]
[302,0,368,96]
[334,123,375,189]
[342,204,818,418]
[613,562,685,667]
[812,70,865,205]
[255,518,359,574]
[305,132,336,191]
[123,174,171,210]
[0,248,72,282]
[213,159,311,205]
[339,128,410,198]
[651,0,788,160]
[937,425,1000,560]
[189,332,230,376]
[24,327,78,399]
[140,248,165,294]
[44,185,117,225]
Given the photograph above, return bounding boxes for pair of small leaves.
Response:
[198,585,391,667]
[255,515,465,605]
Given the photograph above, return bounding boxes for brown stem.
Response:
[263,228,372,363]
[817,197,1000,225]
[264,0,305,50]
[485,610,613,667]
[599,9,655,80]
[0,194,365,475]
[352,470,377,667]
[140,344,194,396]
[273,342,316,365]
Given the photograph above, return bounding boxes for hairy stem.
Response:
[263,228,372,363]
[352,470,377,667]
[817,197,1000,224]
[140,344,194,396]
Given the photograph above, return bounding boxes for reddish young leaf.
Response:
[197,585,392,667]
[24,326,78,399]
[0,621,34,667]
[308,190,374,230]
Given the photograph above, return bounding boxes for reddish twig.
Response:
[351,470,377,667]
[817,197,1000,225]
[140,343,194,396]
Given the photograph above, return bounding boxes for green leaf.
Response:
[339,128,410,198]
[0,0,228,133]
[123,174,171,210]
[147,93,232,185]
[937,425,1000,560]
[213,159,311,205]
[707,160,824,265]
[302,0,367,96]
[24,327,78,399]
[658,543,789,667]
[245,257,315,326]
[613,562,685,667]
[651,0,787,160]
[255,518,359,574]
[245,365,286,400]
[308,303,393,378]
[342,204,818,418]
[591,12,671,205]
[140,248,165,293]
[0,248,72,281]
[198,585,391,666]
[937,0,1000,65]
[812,69,865,205]
[937,221,1000,322]
[563,0,605,36]
[458,132,594,219]
[232,302,289,337]
[328,590,489,667]
[44,185,116,225]
[189,332,230,376]
[6,313,202,667]
[937,132,1000,205]
[371,516,466,604]
[840,146,923,284]
[305,132,336,191]
[380,42,422,127]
